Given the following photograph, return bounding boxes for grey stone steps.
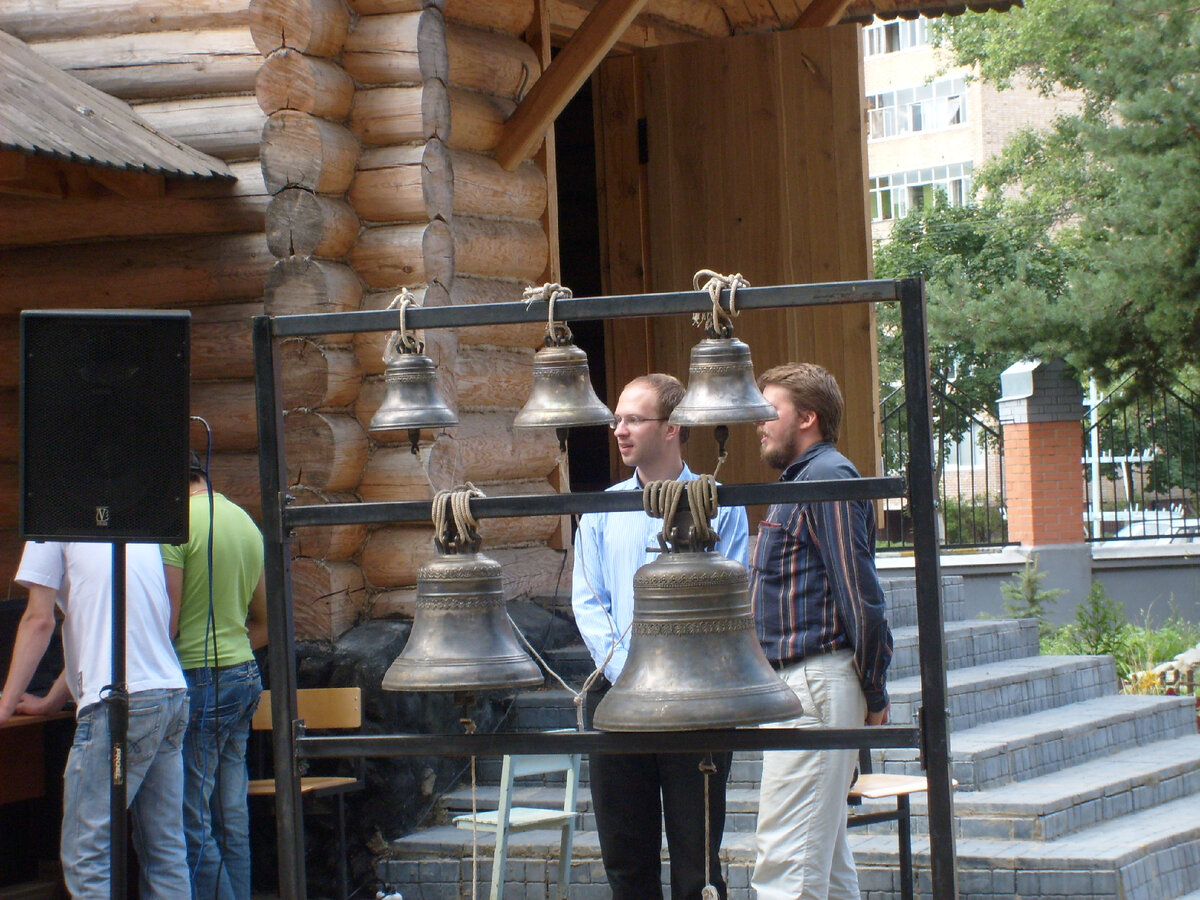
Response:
[880,575,965,629]
[888,617,1039,680]
[887,653,1118,729]
[879,692,1200,790]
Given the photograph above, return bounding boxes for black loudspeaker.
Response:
[20,310,191,542]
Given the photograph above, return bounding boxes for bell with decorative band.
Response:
[670,335,779,427]
[382,549,543,693]
[513,342,612,430]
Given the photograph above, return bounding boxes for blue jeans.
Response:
[61,688,190,900]
[182,661,263,900]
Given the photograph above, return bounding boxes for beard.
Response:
[760,434,798,471]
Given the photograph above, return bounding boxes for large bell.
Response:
[513,342,612,429]
[670,336,779,426]
[592,547,804,731]
[382,549,543,692]
[369,350,458,434]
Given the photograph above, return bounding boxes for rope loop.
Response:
[642,476,719,551]
[691,269,750,339]
[523,282,575,346]
[382,288,424,363]
[432,484,485,554]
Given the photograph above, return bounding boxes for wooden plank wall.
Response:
[595,24,881,488]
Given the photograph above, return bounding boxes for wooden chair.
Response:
[846,748,938,900]
[248,687,365,900]
[452,743,582,900]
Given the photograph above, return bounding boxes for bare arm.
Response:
[16,671,71,717]
[247,572,268,650]
[0,585,58,725]
[164,564,183,640]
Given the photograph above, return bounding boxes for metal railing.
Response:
[880,382,1007,550]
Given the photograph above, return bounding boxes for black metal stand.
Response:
[108,542,128,900]
[252,276,958,900]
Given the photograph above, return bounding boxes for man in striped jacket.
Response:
[748,362,893,900]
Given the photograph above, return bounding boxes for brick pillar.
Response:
[998,359,1085,545]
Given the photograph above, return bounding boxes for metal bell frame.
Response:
[368,290,458,453]
[252,276,957,900]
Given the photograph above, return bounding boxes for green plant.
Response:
[1000,554,1067,638]
[940,494,1007,546]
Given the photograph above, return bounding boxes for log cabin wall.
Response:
[0,1,271,578]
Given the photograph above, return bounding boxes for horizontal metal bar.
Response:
[296,726,920,759]
[264,280,903,338]
[281,476,908,529]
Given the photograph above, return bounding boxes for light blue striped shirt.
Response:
[571,464,750,683]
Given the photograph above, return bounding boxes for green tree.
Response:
[933,0,1200,390]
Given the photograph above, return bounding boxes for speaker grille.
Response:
[20,310,191,542]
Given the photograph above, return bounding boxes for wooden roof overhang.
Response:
[0,28,232,199]
[498,0,1019,168]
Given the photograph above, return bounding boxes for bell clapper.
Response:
[407,428,421,455]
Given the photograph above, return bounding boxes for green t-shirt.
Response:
[162,492,264,670]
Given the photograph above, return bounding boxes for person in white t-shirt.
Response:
[0,541,190,900]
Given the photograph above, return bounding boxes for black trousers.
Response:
[588,685,733,899]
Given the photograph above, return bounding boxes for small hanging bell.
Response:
[513,340,613,430]
[670,335,779,427]
[369,327,457,453]
[382,548,544,693]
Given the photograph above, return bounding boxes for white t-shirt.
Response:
[16,541,185,712]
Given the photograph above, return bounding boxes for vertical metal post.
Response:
[898,276,958,898]
[253,315,307,900]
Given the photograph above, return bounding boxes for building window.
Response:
[869,162,973,222]
[864,17,929,56]
[867,77,968,140]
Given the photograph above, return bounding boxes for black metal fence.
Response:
[1082,378,1200,543]
[880,382,1007,550]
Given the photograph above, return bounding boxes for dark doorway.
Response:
[555,76,612,494]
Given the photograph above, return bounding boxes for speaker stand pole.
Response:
[109,542,128,900]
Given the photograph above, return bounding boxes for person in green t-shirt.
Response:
[162,453,267,900]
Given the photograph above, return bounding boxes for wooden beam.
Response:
[792,0,853,27]
[495,0,648,170]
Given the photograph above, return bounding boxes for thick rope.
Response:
[699,754,719,900]
[691,269,750,338]
[523,282,574,345]
[382,288,423,362]
[642,475,719,548]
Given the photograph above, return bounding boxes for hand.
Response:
[15,690,68,717]
[866,704,890,726]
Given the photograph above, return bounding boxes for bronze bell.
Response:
[369,349,458,452]
[513,342,612,430]
[593,522,803,731]
[670,336,779,426]
[382,549,544,693]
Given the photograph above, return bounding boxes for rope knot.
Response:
[691,269,750,338]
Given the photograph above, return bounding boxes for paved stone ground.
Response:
[375,577,1200,899]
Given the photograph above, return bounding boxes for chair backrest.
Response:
[252,687,362,731]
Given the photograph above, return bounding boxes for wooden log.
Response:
[442,0,535,35]
[343,0,431,17]
[349,144,438,224]
[473,478,560,547]
[256,49,355,118]
[348,84,429,147]
[284,412,369,492]
[263,257,363,342]
[445,20,540,99]
[0,1,249,42]
[454,345,533,410]
[451,275,545,348]
[261,111,361,195]
[455,410,561,483]
[266,188,360,259]
[0,232,271,314]
[27,27,260,100]
[453,215,547,282]
[249,0,349,58]
[348,220,455,290]
[343,9,447,86]
[448,86,515,152]
[358,439,457,503]
[290,557,367,641]
[279,340,362,409]
[189,301,263,383]
[191,380,260,452]
[359,524,435,589]
[365,587,417,620]
[488,544,572,602]
[0,160,267,248]
[449,150,546,220]
[134,95,266,162]
[287,488,367,560]
[205,451,266,520]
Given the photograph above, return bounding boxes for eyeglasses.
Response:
[609,415,668,429]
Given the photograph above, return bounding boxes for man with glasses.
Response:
[571,373,749,899]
